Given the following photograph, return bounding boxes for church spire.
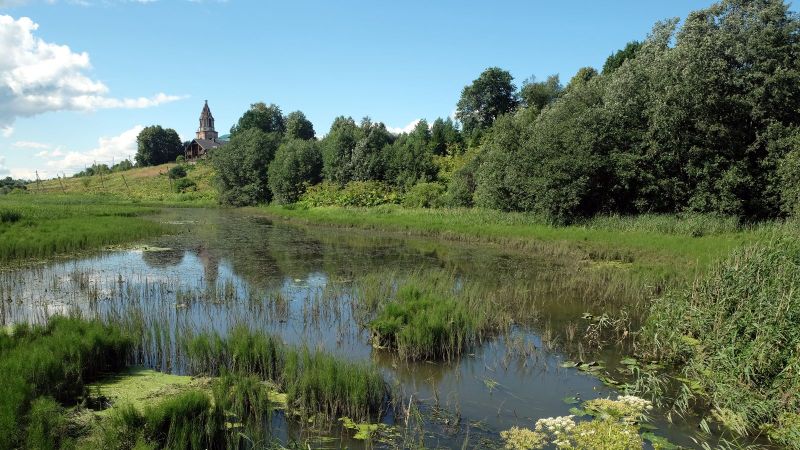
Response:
[196,100,219,141]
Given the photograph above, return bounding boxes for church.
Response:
[185,100,226,160]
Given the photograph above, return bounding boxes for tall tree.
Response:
[135,125,183,166]
[285,111,316,140]
[602,41,643,74]
[520,75,563,111]
[212,128,281,205]
[429,117,463,156]
[230,102,286,136]
[455,67,519,136]
[268,139,323,204]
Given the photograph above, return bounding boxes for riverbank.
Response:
[255,204,787,283]
[0,195,170,263]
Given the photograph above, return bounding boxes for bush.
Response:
[175,155,185,164]
[641,238,800,435]
[212,128,281,206]
[299,181,400,208]
[0,210,21,223]
[168,165,187,180]
[402,182,446,208]
[267,139,322,204]
[173,178,196,193]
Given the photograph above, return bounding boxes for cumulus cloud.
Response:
[0,15,182,128]
[387,119,422,135]
[0,156,8,177]
[40,125,143,175]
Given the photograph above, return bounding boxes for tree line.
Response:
[154,0,800,223]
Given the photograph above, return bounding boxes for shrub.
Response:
[267,139,322,204]
[640,238,800,435]
[299,181,400,208]
[212,128,281,206]
[0,210,21,223]
[402,182,446,208]
[173,178,196,193]
[175,155,185,164]
[168,165,187,180]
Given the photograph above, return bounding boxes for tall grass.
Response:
[183,325,387,422]
[369,285,490,360]
[0,317,131,450]
[0,195,168,262]
[640,238,800,443]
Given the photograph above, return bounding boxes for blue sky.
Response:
[0,0,725,178]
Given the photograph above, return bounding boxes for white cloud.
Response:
[0,156,8,177]
[1,126,12,137]
[41,125,142,175]
[387,119,421,135]
[0,15,183,128]
[13,140,50,149]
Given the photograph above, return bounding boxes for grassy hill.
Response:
[34,162,217,204]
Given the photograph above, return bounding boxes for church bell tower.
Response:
[196,100,219,141]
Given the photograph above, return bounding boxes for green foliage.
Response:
[369,285,484,360]
[284,348,385,421]
[174,155,185,164]
[230,102,285,137]
[143,390,223,450]
[183,326,386,422]
[519,74,562,111]
[284,110,315,140]
[456,67,519,136]
[775,126,800,215]
[641,238,800,434]
[212,128,281,206]
[299,181,400,208]
[25,396,66,450]
[321,116,393,184]
[135,126,183,167]
[0,196,167,262]
[386,120,437,188]
[429,117,463,156]
[602,41,642,74]
[444,148,481,207]
[402,182,445,208]
[173,178,196,193]
[167,165,187,180]
[267,139,322,204]
[0,177,27,195]
[0,317,131,450]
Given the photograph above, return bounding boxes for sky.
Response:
[0,0,727,179]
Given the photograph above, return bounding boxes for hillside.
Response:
[34,162,217,204]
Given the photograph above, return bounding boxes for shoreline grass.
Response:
[255,205,780,284]
[0,195,170,263]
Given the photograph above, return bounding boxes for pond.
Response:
[0,208,725,448]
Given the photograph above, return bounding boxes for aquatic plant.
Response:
[369,284,495,360]
[640,238,800,436]
[0,317,131,450]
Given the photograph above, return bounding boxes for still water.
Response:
[0,208,723,448]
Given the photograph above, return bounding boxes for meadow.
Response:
[0,195,169,262]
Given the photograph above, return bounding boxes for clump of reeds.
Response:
[182,326,387,423]
[639,237,800,440]
[369,284,490,360]
[0,317,131,450]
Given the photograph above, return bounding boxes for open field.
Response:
[0,195,169,263]
[32,162,217,204]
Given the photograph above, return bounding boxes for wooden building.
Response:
[185,100,226,160]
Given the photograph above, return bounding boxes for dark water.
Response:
[0,208,733,448]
